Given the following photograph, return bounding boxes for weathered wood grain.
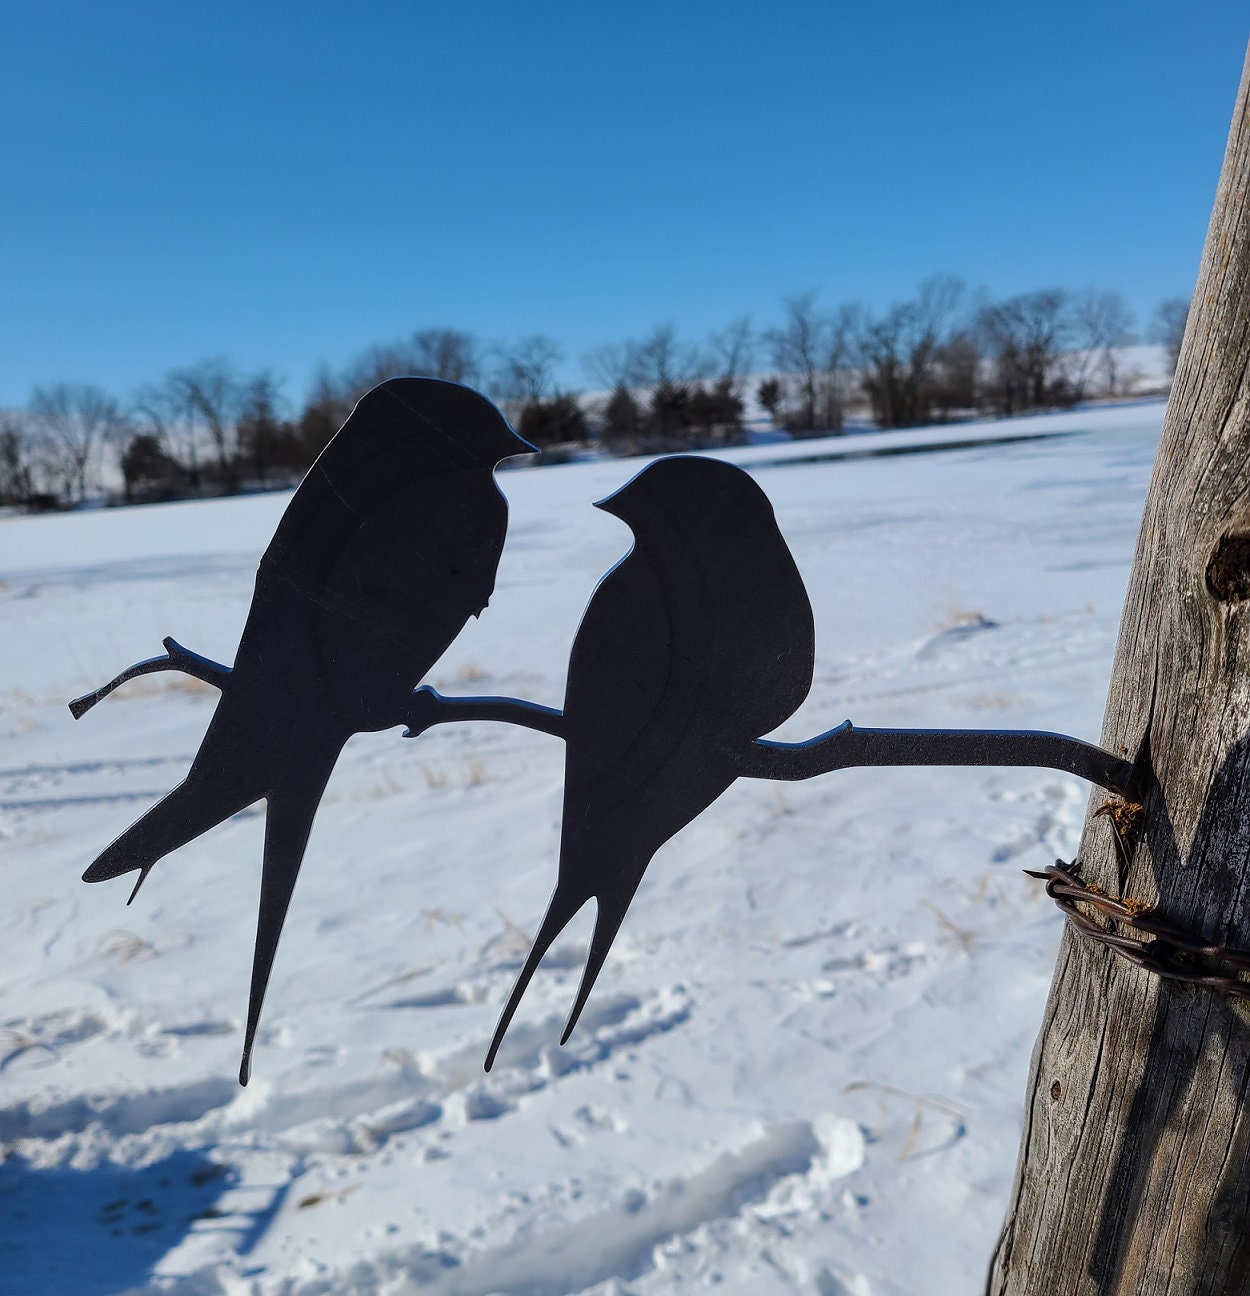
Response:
[988,42,1250,1296]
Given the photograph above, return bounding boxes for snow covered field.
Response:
[0,402,1163,1296]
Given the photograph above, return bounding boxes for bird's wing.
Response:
[244,456,507,731]
[559,539,720,803]
[699,516,815,741]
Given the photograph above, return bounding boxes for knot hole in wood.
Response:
[1205,531,1250,602]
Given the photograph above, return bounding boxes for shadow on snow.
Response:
[0,1146,236,1296]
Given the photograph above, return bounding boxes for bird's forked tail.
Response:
[484,880,638,1071]
[485,888,587,1071]
[239,770,334,1085]
[82,778,258,904]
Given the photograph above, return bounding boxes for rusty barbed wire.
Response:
[1027,860,1250,998]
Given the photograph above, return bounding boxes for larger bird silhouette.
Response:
[480,456,816,1068]
[72,378,532,1082]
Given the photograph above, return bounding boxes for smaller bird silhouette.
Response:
[485,456,815,1068]
[74,378,531,1082]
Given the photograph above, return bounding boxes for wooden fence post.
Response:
[988,41,1250,1296]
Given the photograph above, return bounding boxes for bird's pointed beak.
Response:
[593,486,627,516]
[508,431,539,457]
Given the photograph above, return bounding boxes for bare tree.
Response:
[706,317,755,394]
[977,289,1075,415]
[340,342,423,399]
[166,359,244,493]
[0,414,33,505]
[931,329,982,419]
[856,277,973,425]
[767,293,831,433]
[582,326,699,398]
[1152,296,1191,376]
[340,328,481,401]
[235,371,292,484]
[582,341,643,393]
[410,327,480,385]
[632,324,699,389]
[1072,288,1135,396]
[988,44,1250,1294]
[132,382,202,492]
[858,302,916,427]
[28,382,121,503]
[765,294,861,435]
[826,300,864,407]
[298,363,353,462]
[489,335,564,409]
[915,273,966,336]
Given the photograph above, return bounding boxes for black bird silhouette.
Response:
[484,456,815,1067]
[73,378,531,1082]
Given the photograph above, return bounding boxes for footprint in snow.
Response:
[916,613,1000,660]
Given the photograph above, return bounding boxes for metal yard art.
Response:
[72,379,1134,1084]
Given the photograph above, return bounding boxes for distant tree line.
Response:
[0,283,1190,510]
[755,280,1186,434]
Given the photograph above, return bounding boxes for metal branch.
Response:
[403,685,566,740]
[68,637,232,719]
[738,721,1133,794]
[402,690,1130,794]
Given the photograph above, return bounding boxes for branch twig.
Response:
[69,637,232,719]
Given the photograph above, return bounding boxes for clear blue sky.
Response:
[1,2,1246,409]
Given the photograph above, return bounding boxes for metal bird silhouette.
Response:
[402,454,1132,1068]
[71,378,532,1082]
[480,456,816,1067]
